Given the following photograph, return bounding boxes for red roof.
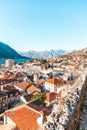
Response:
[6,106,41,130]
[46,92,58,103]
[15,81,30,90]
[27,85,41,93]
[46,77,65,85]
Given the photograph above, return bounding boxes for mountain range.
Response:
[0,41,66,59]
[0,41,86,60]
[18,49,66,59]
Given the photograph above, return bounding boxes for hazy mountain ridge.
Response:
[0,42,24,59]
[19,49,66,59]
[1,41,86,59]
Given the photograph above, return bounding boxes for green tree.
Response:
[32,93,46,105]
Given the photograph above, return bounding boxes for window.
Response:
[3,103,6,107]
[3,97,6,100]
[15,93,18,96]
[10,94,13,97]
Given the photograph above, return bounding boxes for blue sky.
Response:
[0,0,87,51]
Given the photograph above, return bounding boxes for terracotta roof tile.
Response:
[46,77,65,85]
[46,92,58,103]
[6,106,41,130]
[15,81,30,90]
[23,94,33,102]
[27,85,41,93]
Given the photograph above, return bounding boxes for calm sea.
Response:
[0,58,32,64]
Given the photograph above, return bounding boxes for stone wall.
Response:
[65,76,87,130]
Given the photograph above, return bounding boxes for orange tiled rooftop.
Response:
[27,85,41,93]
[6,106,41,130]
[46,92,58,102]
[46,77,65,85]
[15,81,30,90]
